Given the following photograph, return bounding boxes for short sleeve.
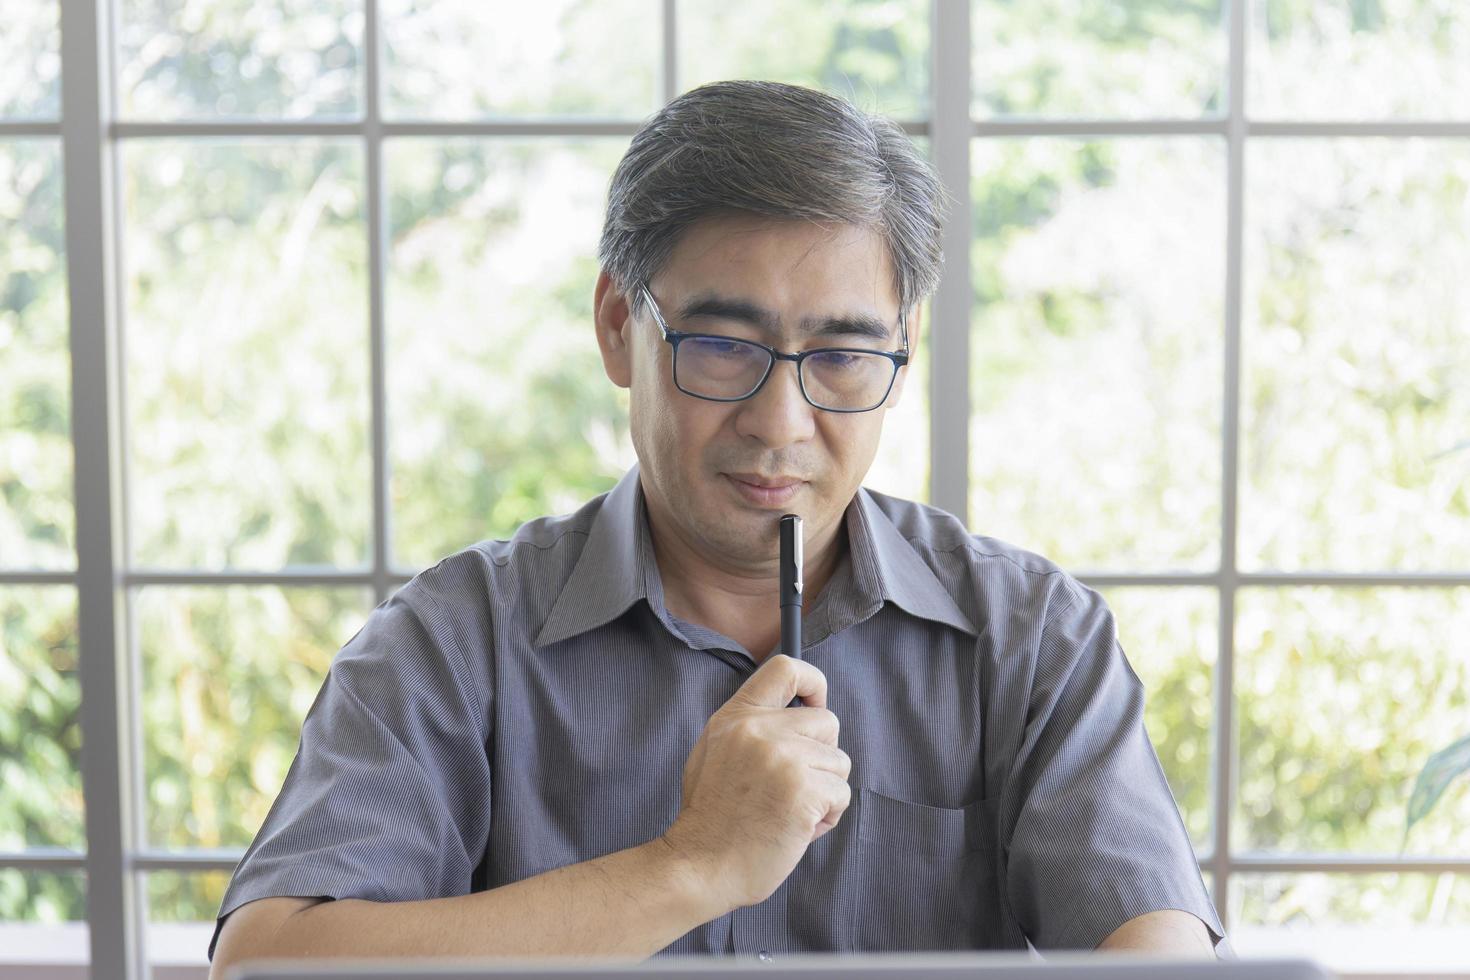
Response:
[1001,580,1230,956]
[208,585,491,960]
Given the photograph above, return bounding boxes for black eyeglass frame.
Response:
[637,282,910,414]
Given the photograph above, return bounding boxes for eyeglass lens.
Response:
[675,336,895,411]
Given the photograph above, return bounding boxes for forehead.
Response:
[655,212,899,315]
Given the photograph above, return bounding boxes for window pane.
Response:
[972,0,1226,118]
[1,141,71,571]
[679,0,929,120]
[0,2,60,119]
[386,139,634,568]
[1099,587,1216,851]
[138,586,374,849]
[0,587,82,850]
[1235,587,1470,855]
[0,869,87,971]
[119,0,362,119]
[863,308,929,503]
[383,0,658,118]
[1231,873,1470,974]
[969,138,1224,572]
[866,139,933,504]
[146,871,229,973]
[146,869,230,923]
[1250,1,1470,119]
[123,141,370,570]
[1242,140,1470,571]
[0,869,86,921]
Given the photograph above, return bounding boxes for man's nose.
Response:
[733,359,817,448]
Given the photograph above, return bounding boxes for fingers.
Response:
[794,741,851,779]
[809,772,853,842]
[782,705,840,747]
[731,654,828,711]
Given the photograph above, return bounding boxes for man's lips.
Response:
[725,472,804,489]
[722,472,807,507]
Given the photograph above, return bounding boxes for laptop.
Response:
[230,952,1335,979]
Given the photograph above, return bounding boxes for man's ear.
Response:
[886,302,923,408]
[594,269,633,389]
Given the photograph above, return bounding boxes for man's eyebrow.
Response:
[676,292,895,342]
[676,294,779,333]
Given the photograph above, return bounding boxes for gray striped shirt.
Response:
[212,463,1227,960]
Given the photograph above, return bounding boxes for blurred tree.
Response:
[0,142,71,569]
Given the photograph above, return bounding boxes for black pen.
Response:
[780,514,804,707]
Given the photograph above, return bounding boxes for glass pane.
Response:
[0,869,87,969]
[147,870,231,924]
[119,0,362,119]
[0,869,86,921]
[969,138,1225,571]
[0,140,71,571]
[0,2,60,119]
[972,0,1226,118]
[679,0,929,120]
[138,586,375,848]
[123,141,370,570]
[1235,587,1470,855]
[1241,140,1470,571]
[1231,873,1470,973]
[866,138,933,504]
[146,871,229,972]
[863,306,929,503]
[383,0,658,119]
[386,139,634,568]
[0,587,82,850]
[1250,1,1470,120]
[1099,587,1216,851]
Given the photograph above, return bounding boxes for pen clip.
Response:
[792,522,803,594]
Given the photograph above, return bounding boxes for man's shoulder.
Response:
[861,486,1088,608]
[400,490,611,612]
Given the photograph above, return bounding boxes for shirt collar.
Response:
[533,465,651,649]
[534,465,977,649]
[845,487,978,638]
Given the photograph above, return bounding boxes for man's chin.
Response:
[688,509,785,562]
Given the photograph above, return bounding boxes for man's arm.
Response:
[1096,910,1216,956]
[210,836,722,975]
[212,656,850,973]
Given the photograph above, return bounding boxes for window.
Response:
[3,1,1467,975]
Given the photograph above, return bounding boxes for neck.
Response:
[641,482,847,657]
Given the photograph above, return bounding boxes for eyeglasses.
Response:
[637,283,909,414]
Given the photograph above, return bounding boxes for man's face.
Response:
[595,212,914,568]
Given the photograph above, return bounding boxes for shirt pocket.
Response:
[846,788,999,950]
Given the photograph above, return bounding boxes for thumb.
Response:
[731,655,827,710]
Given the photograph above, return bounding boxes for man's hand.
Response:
[660,654,852,913]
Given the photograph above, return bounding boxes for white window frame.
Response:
[2,0,1469,974]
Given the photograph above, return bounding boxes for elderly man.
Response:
[209,80,1226,973]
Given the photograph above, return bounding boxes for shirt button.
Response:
[758,950,773,962]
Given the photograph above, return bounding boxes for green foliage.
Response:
[973,0,1225,117]
[1235,589,1470,855]
[383,0,659,118]
[0,591,83,921]
[1406,735,1470,844]
[119,0,360,117]
[0,2,60,119]
[680,0,929,118]
[0,142,71,569]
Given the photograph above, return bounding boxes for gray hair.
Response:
[598,80,949,323]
